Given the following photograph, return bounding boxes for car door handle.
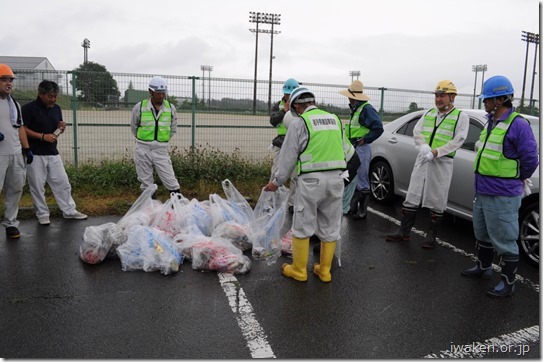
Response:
[387,137,398,144]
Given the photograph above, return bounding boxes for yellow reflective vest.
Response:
[421,108,461,158]
[474,112,522,179]
[136,99,172,142]
[276,100,287,136]
[345,103,370,140]
[297,108,346,175]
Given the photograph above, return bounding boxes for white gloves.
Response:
[522,179,533,197]
[340,170,350,182]
[419,144,432,156]
[424,151,435,162]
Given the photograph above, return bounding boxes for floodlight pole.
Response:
[249,12,261,115]
[267,14,281,113]
[349,70,360,82]
[201,65,213,108]
[250,12,281,114]
[200,65,205,104]
[471,65,479,109]
[477,65,487,109]
[521,31,539,109]
[528,34,539,113]
[82,38,90,64]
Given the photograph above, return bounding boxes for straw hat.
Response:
[339,80,370,101]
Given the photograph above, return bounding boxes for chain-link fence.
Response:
[11,69,539,166]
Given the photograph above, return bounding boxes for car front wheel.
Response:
[518,200,539,266]
[370,159,395,203]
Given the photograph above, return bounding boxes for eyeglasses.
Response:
[0,77,14,83]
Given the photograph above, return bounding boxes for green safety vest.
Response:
[137,99,172,142]
[474,112,522,179]
[345,103,370,140]
[276,100,287,136]
[297,108,346,175]
[421,108,461,158]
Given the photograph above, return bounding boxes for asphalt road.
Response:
[0,197,539,359]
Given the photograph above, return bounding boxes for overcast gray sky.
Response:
[3,0,540,97]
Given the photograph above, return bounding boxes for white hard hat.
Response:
[289,87,315,110]
[148,76,168,93]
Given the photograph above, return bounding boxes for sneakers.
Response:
[38,216,50,225]
[63,211,88,220]
[6,226,20,239]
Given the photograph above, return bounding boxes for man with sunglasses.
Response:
[0,64,34,240]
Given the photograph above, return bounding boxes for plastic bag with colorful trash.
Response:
[116,225,183,275]
[212,220,252,251]
[173,233,250,274]
[117,184,163,231]
[80,222,120,264]
[221,179,254,225]
[151,192,189,237]
[249,186,289,265]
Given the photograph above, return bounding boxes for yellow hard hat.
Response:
[435,80,456,94]
[0,64,16,78]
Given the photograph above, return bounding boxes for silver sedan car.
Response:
[369,109,539,266]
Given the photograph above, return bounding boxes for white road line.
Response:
[369,206,540,293]
[424,325,540,358]
[218,273,276,359]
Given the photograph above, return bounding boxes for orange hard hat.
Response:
[0,64,16,78]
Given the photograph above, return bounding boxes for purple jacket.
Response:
[475,108,539,197]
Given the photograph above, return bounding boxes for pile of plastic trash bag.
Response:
[79,180,292,275]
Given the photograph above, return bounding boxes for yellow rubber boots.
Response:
[313,241,336,282]
[282,236,309,281]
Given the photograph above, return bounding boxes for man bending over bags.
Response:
[264,86,355,283]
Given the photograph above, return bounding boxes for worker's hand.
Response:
[263,182,278,192]
[418,144,432,156]
[424,151,435,162]
[22,148,33,164]
[340,170,350,182]
[0,132,4,142]
[44,133,57,143]
[522,179,533,197]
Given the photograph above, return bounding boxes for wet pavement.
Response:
[0,199,539,359]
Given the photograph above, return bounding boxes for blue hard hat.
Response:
[479,75,514,100]
[282,78,300,95]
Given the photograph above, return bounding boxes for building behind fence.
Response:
[11,69,540,167]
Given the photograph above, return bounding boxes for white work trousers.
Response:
[0,154,26,228]
[27,155,77,218]
[403,154,454,213]
[291,170,344,241]
[135,141,180,191]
